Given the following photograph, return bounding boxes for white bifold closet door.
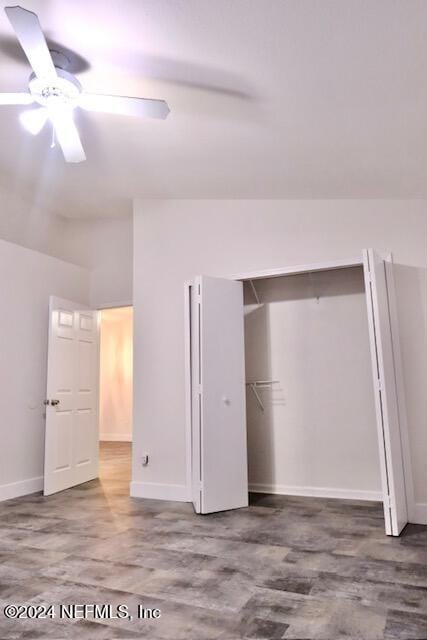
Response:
[363,249,408,536]
[190,276,248,514]
[190,255,408,536]
[44,296,100,496]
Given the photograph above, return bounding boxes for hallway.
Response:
[0,444,426,639]
[100,441,132,485]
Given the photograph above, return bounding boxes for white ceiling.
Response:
[0,0,427,219]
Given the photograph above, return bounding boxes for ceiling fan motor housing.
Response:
[29,67,81,109]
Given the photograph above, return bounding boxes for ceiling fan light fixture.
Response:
[19,105,48,135]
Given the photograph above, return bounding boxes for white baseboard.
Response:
[249,482,383,502]
[100,433,132,442]
[412,502,427,525]
[0,476,43,502]
[130,481,189,502]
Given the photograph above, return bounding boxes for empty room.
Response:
[0,2,426,639]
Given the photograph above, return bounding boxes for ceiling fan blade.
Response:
[0,92,34,105]
[49,108,86,163]
[5,6,57,80]
[78,94,170,120]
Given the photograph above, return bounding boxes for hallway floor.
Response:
[0,442,426,639]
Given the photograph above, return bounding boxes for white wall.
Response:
[0,238,90,500]
[61,217,133,309]
[99,307,133,442]
[0,186,133,311]
[132,199,427,520]
[0,185,70,261]
[244,269,381,500]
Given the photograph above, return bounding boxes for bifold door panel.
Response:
[363,249,408,535]
[190,283,201,513]
[44,297,99,496]
[191,276,248,514]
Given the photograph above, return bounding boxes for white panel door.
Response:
[44,296,99,496]
[363,249,408,535]
[191,276,248,514]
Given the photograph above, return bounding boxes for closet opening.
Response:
[242,267,381,506]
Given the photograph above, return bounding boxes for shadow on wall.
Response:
[393,263,427,504]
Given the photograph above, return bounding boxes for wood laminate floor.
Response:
[0,442,426,639]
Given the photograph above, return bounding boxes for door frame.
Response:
[97,300,133,310]
[43,300,134,495]
[184,252,415,524]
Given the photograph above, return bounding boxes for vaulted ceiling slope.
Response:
[0,0,427,219]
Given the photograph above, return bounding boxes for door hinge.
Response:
[199,480,203,491]
[197,384,203,395]
[377,378,382,392]
[384,494,391,510]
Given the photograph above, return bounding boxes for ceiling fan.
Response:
[0,5,170,163]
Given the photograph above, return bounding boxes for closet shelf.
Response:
[245,380,280,412]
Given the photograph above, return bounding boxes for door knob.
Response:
[51,399,60,406]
